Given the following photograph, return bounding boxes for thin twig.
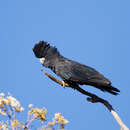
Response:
[24,116,36,130]
[41,69,129,130]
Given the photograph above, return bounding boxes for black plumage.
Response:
[33,41,120,95]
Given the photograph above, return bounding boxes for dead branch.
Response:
[41,69,129,130]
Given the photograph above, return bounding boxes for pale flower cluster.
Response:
[47,113,69,129]
[0,121,8,130]
[11,120,24,129]
[0,93,69,130]
[28,106,47,121]
[0,93,24,115]
[54,113,69,124]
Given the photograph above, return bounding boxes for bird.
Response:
[33,41,120,95]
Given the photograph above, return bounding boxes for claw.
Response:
[62,81,66,88]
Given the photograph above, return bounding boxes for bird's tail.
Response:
[93,84,120,95]
[86,75,120,95]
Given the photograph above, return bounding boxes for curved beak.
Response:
[40,57,45,65]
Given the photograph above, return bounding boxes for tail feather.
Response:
[94,85,120,95]
[86,76,120,95]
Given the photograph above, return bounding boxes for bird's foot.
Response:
[61,81,66,88]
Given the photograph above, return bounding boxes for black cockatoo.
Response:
[33,41,120,95]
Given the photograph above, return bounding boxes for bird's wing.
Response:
[58,61,120,95]
[69,63,102,83]
[59,61,103,84]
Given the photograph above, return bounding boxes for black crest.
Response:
[33,41,59,58]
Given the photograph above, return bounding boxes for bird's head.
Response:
[33,41,60,66]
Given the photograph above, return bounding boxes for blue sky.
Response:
[0,0,130,129]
